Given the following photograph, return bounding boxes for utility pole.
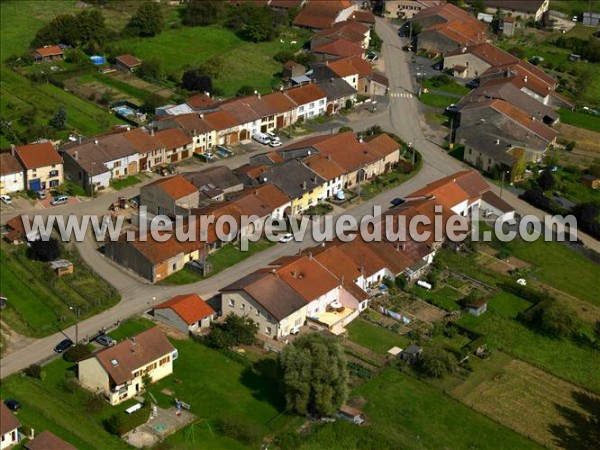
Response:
[500,170,509,198]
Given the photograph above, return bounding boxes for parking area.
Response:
[37,195,80,209]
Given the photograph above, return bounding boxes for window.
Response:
[299,106,305,112]
[229,299,235,307]
[256,308,260,316]
[49,179,59,187]
[114,161,121,167]
[159,356,170,366]
[241,303,246,310]
[172,263,177,271]
[319,99,325,105]
[265,326,272,335]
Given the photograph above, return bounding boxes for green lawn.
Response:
[459,292,600,394]
[346,318,410,354]
[159,240,275,286]
[558,108,600,132]
[359,159,422,200]
[412,285,462,311]
[0,243,120,338]
[118,25,311,96]
[419,92,455,108]
[502,236,600,307]
[422,78,470,96]
[0,358,130,450]
[110,175,143,190]
[77,72,155,103]
[297,369,542,450]
[551,0,600,17]
[551,167,600,205]
[108,317,155,342]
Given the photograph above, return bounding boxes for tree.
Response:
[274,49,295,63]
[137,58,162,82]
[538,170,555,191]
[472,0,486,15]
[539,299,581,338]
[141,92,165,114]
[48,105,67,131]
[183,0,225,26]
[575,70,593,102]
[279,333,348,417]
[29,238,60,261]
[32,9,107,49]
[205,313,258,348]
[236,85,255,97]
[418,345,456,378]
[63,344,92,362]
[127,1,164,37]
[198,55,225,79]
[227,4,276,42]
[181,69,213,92]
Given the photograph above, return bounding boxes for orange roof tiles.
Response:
[92,327,174,385]
[13,141,62,169]
[0,153,22,175]
[147,175,198,200]
[154,294,215,324]
[204,110,239,130]
[33,45,63,57]
[313,38,364,58]
[285,83,327,105]
[0,402,21,435]
[262,91,298,113]
[25,430,76,450]
[272,255,341,302]
[303,152,345,181]
[293,0,353,29]
[155,128,192,150]
[116,54,142,68]
[446,43,518,67]
[328,58,360,78]
[186,93,216,110]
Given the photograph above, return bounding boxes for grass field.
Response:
[0,243,120,338]
[159,240,275,285]
[119,25,311,96]
[558,108,600,133]
[419,92,455,108]
[459,292,600,394]
[296,369,542,450]
[452,359,600,449]
[412,285,462,311]
[110,175,143,190]
[422,78,470,96]
[346,318,410,354]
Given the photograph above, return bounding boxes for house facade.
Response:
[153,294,215,334]
[12,142,63,191]
[383,0,443,19]
[78,327,176,405]
[0,153,25,195]
[0,403,21,449]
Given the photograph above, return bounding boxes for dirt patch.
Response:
[556,123,600,167]
[478,246,531,274]
[454,359,600,449]
[0,320,34,357]
[403,299,447,323]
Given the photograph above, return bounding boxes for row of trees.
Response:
[32,9,108,51]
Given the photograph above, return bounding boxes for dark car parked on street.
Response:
[54,338,73,353]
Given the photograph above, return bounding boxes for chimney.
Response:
[524,75,528,83]
[495,139,500,145]
[308,251,312,260]
[30,429,35,440]
[302,181,307,190]
[10,144,16,156]
[150,128,155,136]
[312,176,317,183]
[292,269,297,278]
[258,93,261,99]
[461,46,467,53]
[74,151,78,160]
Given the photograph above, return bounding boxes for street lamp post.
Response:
[69,306,80,343]
[500,170,510,198]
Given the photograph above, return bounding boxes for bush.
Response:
[338,126,353,133]
[105,401,151,436]
[347,361,373,380]
[418,345,457,378]
[215,416,262,445]
[274,49,295,63]
[63,344,92,362]
[61,377,80,394]
[24,364,42,379]
[86,393,106,413]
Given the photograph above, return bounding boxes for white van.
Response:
[252,132,271,145]
[51,195,69,206]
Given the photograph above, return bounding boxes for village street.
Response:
[1,18,598,379]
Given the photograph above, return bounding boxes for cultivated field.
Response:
[453,359,600,449]
[555,123,600,167]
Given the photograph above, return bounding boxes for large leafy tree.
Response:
[205,313,258,349]
[32,9,107,49]
[127,1,164,37]
[279,333,348,417]
[418,345,456,379]
[183,0,226,26]
[181,69,213,93]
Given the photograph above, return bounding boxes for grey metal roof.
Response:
[260,159,326,199]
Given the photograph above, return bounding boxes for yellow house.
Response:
[78,327,176,405]
[12,142,63,192]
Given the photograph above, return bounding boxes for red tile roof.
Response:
[14,141,62,169]
[204,110,240,130]
[155,128,192,150]
[446,43,518,67]
[186,93,216,110]
[0,153,23,175]
[293,0,353,29]
[328,58,360,78]
[313,38,364,58]
[270,0,304,9]
[91,327,175,385]
[350,10,376,24]
[25,430,76,450]
[0,402,21,435]
[158,113,213,135]
[154,293,215,324]
[147,175,198,200]
[313,20,369,45]
[303,152,346,181]
[272,255,341,302]
[116,54,142,68]
[262,91,298,113]
[285,83,327,105]
[488,99,557,142]
[33,45,63,57]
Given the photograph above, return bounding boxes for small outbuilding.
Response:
[582,174,599,189]
[465,298,488,317]
[116,54,142,72]
[48,259,74,277]
[32,45,64,63]
[400,344,422,364]
[153,293,216,334]
[337,404,365,425]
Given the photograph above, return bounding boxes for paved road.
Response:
[1,18,598,377]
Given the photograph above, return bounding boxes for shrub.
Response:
[24,364,42,379]
[338,126,353,133]
[105,401,151,435]
[86,393,106,413]
[63,344,92,362]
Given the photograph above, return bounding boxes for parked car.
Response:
[391,197,405,207]
[35,190,47,199]
[446,104,459,113]
[50,195,69,206]
[4,399,21,411]
[279,233,294,243]
[95,334,117,347]
[269,140,282,148]
[0,194,12,205]
[253,132,271,145]
[54,338,74,353]
[466,78,480,89]
[266,131,280,142]
[290,326,300,335]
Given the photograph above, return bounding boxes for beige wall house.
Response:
[13,142,63,192]
[78,327,176,405]
[384,0,443,19]
[141,175,200,216]
[0,153,25,195]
